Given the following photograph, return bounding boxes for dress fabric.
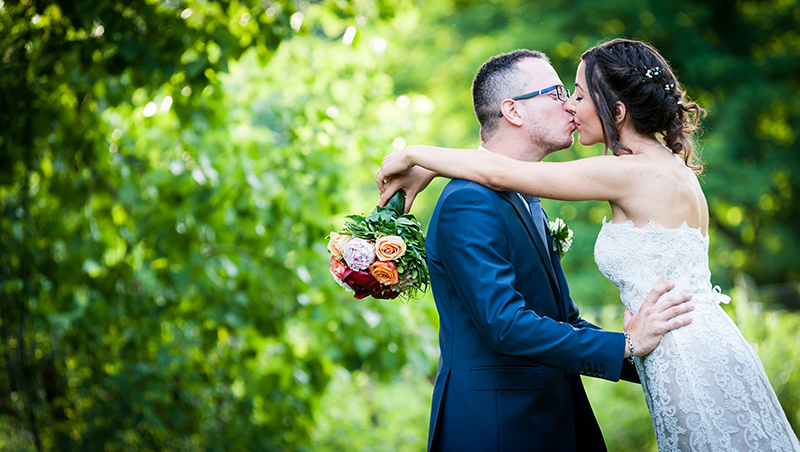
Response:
[594,219,800,452]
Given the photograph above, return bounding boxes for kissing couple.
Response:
[377,39,800,451]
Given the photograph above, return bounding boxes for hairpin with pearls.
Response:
[644,66,661,78]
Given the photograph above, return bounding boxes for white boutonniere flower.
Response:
[548,218,573,259]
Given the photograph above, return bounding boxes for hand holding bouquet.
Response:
[327,190,429,300]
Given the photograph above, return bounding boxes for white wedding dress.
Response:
[594,219,800,452]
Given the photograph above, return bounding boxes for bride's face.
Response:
[565,61,604,147]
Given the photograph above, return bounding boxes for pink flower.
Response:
[330,257,351,291]
[341,237,375,271]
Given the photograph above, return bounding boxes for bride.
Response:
[378,39,800,451]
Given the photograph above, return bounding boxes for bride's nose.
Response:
[563,95,577,114]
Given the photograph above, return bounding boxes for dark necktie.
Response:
[521,195,549,247]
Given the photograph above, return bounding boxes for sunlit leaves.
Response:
[3,0,800,449]
[0,0,426,450]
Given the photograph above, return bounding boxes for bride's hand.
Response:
[377,147,437,213]
[624,281,694,357]
[378,148,416,180]
[377,165,438,213]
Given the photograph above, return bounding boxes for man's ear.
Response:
[614,101,627,125]
[499,99,524,126]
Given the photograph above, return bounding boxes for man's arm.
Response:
[436,184,693,380]
[560,264,692,382]
[436,185,628,380]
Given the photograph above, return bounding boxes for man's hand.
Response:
[377,165,438,213]
[623,281,693,358]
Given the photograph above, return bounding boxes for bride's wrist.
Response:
[405,146,421,171]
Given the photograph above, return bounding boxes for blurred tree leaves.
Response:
[1,0,433,450]
[1,0,799,450]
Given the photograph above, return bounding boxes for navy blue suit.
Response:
[426,179,637,452]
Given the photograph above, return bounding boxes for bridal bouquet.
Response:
[327,190,429,300]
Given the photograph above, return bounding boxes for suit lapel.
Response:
[499,192,563,305]
[538,208,568,321]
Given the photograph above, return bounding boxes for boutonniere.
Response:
[548,218,573,259]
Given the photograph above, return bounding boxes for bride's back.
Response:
[609,152,709,235]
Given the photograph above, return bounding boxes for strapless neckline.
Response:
[600,217,707,240]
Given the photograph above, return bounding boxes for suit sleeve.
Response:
[436,185,628,381]
[553,258,641,384]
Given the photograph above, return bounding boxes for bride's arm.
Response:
[380,145,632,202]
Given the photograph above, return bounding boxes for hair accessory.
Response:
[677,100,683,105]
[665,83,675,91]
[644,66,661,78]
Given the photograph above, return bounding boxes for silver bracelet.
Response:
[623,332,635,365]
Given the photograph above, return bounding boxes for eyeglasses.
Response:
[498,85,571,117]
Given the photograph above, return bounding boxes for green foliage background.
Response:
[1,0,798,450]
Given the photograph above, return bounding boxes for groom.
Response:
[379,50,693,451]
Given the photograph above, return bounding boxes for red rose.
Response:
[341,267,399,300]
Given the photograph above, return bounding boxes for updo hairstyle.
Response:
[581,39,706,171]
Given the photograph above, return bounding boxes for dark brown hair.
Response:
[581,39,706,171]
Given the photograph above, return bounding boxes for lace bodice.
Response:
[592,218,799,452]
[595,219,720,313]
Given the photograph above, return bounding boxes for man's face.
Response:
[513,58,576,155]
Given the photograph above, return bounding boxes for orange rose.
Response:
[327,232,352,259]
[369,260,399,285]
[375,235,407,261]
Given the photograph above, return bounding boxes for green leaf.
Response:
[395,217,417,226]
[384,189,406,217]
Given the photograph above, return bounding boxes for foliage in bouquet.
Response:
[327,190,429,300]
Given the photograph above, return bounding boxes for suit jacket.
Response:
[426,179,638,452]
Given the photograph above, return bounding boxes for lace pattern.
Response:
[595,219,800,451]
